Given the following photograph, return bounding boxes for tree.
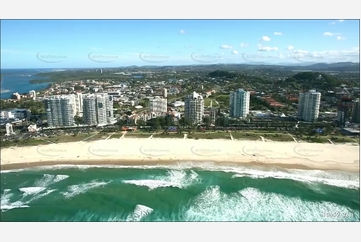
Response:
[74,115,84,125]
[203,116,211,128]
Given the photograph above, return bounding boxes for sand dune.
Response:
[1,138,359,172]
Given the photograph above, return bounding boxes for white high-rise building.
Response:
[82,95,97,126]
[82,93,115,126]
[43,95,76,127]
[297,90,321,122]
[75,93,83,116]
[95,94,107,126]
[29,90,36,100]
[149,96,167,113]
[229,89,250,119]
[163,88,168,98]
[5,123,15,136]
[184,91,204,124]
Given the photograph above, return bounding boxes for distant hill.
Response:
[281,71,354,91]
[304,62,360,72]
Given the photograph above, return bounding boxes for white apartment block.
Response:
[163,88,168,98]
[43,95,76,128]
[229,89,250,119]
[184,91,204,124]
[75,93,83,116]
[149,96,167,113]
[82,93,115,126]
[82,95,97,126]
[29,90,36,100]
[297,90,321,122]
[209,107,217,125]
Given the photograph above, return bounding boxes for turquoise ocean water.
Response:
[1,162,359,221]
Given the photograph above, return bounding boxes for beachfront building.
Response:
[82,93,115,126]
[229,88,250,119]
[75,93,83,116]
[352,98,360,124]
[43,95,77,128]
[336,97,353,126]
[29,90,36,100]
[149,96,167,113]
[82,95,97,126]
[297,90,321,122]
[184,91,204,125]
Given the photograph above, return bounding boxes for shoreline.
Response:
[1,138,359,172]
[1,159,359,173]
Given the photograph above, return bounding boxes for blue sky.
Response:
[1,19,359,68]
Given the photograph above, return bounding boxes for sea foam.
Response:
[184,186,358,221]
[122,170,200,190]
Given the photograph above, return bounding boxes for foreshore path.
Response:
[183,134,188,139]
[287,132,298,143]
[230,133,234,141]
[82,133,97,142]
[328,139,335,145]
[39,138,56,144]
[120,131,127,139]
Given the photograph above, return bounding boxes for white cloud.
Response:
[180,30,186,34]
[337,36,346,40]
[231,50,238,55]
[339,19,344,22]
[240,42,249,48]
[274,32,283,36]
[324,32,341,36]
[260,36,271,41]
[258,45,278,51]
[287,46,294,50]
[220,44,233,49]
[329,21,336,25]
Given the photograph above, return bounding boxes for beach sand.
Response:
[1,138,359,172]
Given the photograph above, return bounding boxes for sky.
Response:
[1,19,359,68]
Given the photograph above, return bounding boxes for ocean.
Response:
[0,69,52,99]
[1,162,359,222]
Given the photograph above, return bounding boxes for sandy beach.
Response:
[1,138,360,172]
